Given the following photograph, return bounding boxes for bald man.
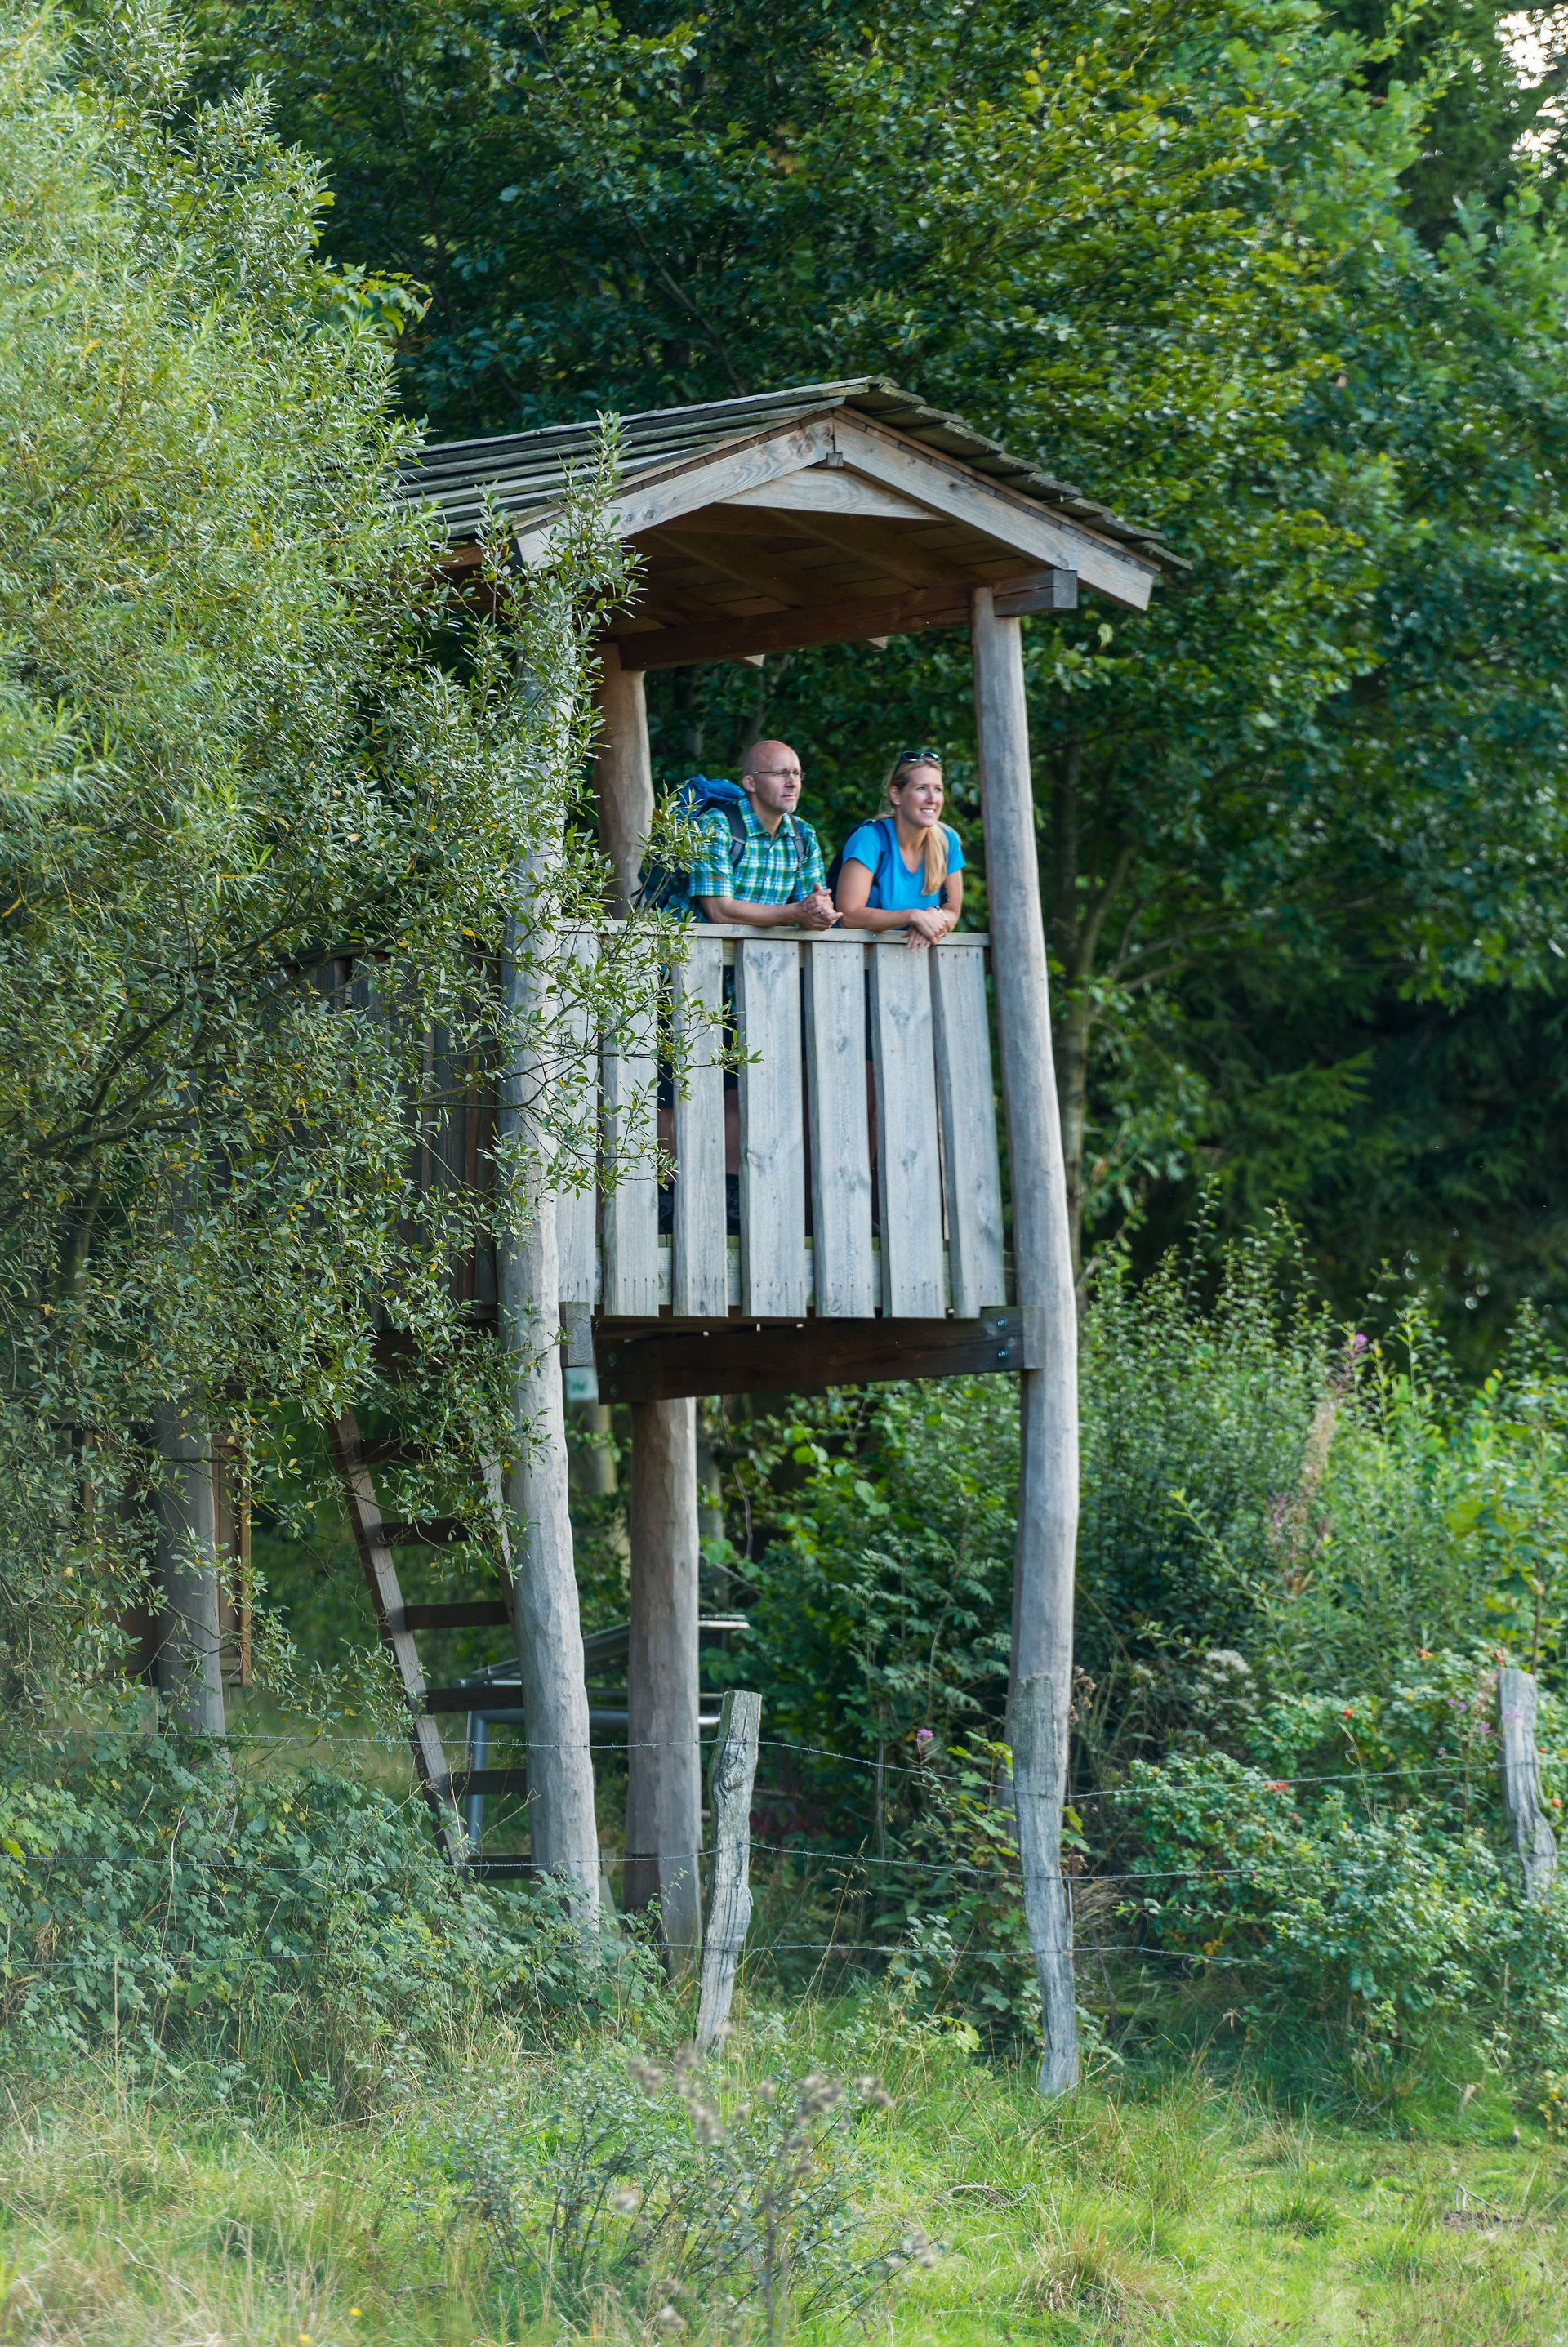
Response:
[691,739,839,929]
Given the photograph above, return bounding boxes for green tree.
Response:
[0,0,622,1711]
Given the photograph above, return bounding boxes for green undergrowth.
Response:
[4,1993,1568,2345]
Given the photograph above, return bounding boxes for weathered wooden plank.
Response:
[736,938,808,1316]
[513,419,837,565]
[555,928,599,1307]
[596,1308,1030,1404]
[1499,1666,1558,1902]
[804,937,875,1315]
[930,944,1007,1315]
[599,951,661,1317]
[869,946,945,1316]
[672,932,729,1316]
[833,417,1156,612]
[696,1689,763,2053]
[724,470,938,519]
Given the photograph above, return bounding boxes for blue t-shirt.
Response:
[839,817,964,911]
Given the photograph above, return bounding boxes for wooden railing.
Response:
[559,927,1006,1323]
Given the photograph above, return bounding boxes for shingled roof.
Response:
[399,377,1178,570]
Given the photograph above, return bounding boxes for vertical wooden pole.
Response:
[594,644,706,1964]
[153,1403,226,1736]
[971,584,1080,2093]
[696,1688,761,2052]
[499,909,600,1912]
[626,1396,703,1969]
[595,642,655,916]
[1499,1665,1557,1903]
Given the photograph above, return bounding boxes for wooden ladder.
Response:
[328,1405,531,1873]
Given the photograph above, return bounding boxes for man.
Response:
[690,740,839,928]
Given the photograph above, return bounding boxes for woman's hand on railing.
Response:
[902,905,957,950]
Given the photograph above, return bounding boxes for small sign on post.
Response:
[696,1689,762,2054]
[1499,1665,1557,1904]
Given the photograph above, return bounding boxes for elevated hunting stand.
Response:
[351,381,1174,2073]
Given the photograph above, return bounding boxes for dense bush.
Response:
[0,1736,648,2098]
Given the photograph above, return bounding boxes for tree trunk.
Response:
[154,1401,226,1736]
[971,586,1080,2093]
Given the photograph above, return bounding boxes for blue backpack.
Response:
[638,775,806,915]
[824,817,898,904]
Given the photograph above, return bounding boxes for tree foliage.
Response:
[194,0,1568,1343]
[0,0,624,1704]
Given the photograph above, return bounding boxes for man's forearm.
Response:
[696,895,799,928]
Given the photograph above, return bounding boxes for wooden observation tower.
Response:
[345,381,1174,2055]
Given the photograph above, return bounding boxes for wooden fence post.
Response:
[1499,1665,1557,1904]
[971,586,1080,2090]
[1013,1672,1079,2094]
[696,1689,762,2055]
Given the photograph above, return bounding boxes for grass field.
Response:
[4,1993,1568,2346]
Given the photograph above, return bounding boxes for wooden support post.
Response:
[153,1402,226,1737]
[1499,1665,1557,1904]
[1013,1674,1079,2094]
[697,1688,762,2054]
[595,644,654,918]
[971,583,1080,2092]
[626,1396,703,1971]
[595,643,707,1962]
[498,915,599,1912]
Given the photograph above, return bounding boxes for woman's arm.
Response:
[834,857,914,932]
[836,860,963,947]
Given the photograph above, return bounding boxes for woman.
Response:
[833,749,964,947]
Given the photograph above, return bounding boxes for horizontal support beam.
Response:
[609,572,1072,671]
[596,1307,1036,1403]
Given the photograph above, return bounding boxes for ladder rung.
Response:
[398,1598,510,1631]
[452,1767,532,1797]
[380,1516,474,1546]
[421,1684,517,1714]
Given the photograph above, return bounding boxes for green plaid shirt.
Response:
[690,804,826,909]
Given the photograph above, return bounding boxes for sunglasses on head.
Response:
[893,747,942,769]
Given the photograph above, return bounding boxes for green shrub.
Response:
[1120,1747,1568,2075]
[0,1735,648,2100]
[435,2046,914,2340]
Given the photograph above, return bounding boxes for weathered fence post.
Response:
[154,1402,226,1737]
[971,585,1080,2090]
[696,1689,762,2055]
[1499,1665,1557,1904]
[1013,1672,1079,2094]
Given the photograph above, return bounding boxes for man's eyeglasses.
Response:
[893,747,942,768]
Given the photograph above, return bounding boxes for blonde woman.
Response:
[832,749,964,948]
